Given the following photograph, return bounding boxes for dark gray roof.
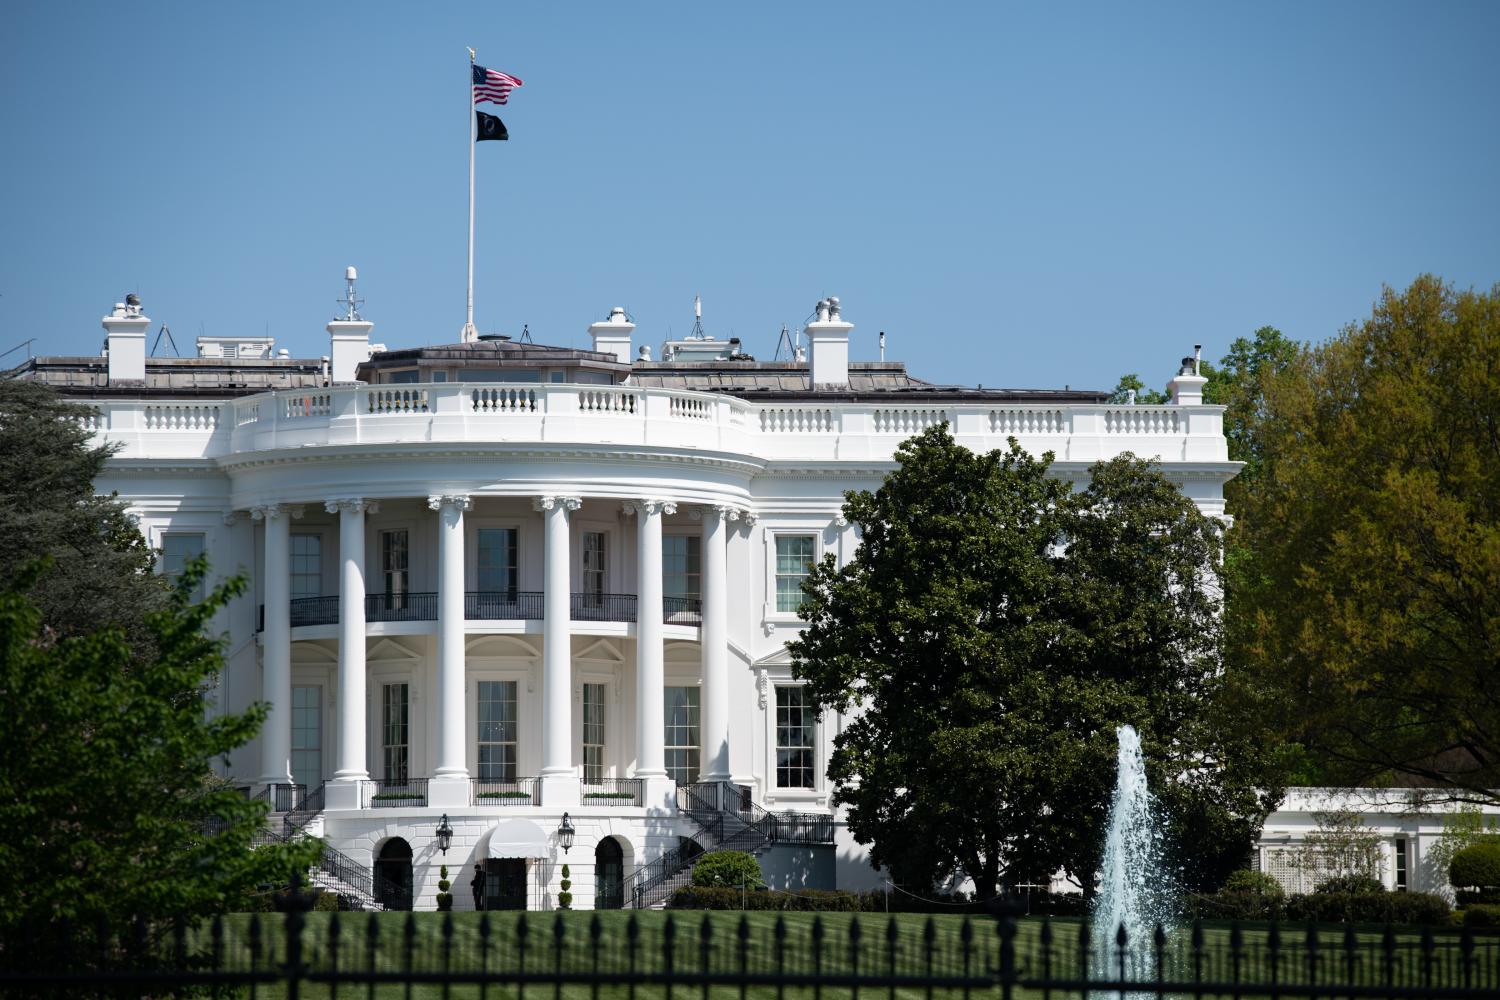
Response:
[5,356,325,397]
[631,360,1109,402]
[358,337,628,379]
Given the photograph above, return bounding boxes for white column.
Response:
[429,494,472,807]
[700,505,732,781]
[537,495,582,806]
[328,500,376,799]
[254,503,301,788]
[633,500,673,778]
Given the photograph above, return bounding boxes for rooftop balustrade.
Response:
[79,381,1231,466]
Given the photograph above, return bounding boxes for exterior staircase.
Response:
[624,781,835,909]
[260,782,402,911]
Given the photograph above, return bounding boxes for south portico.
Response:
[241,488,754,813]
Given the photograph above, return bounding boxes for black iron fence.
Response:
[366,778,429,808]
[582,778,645,806]
[474,776,541,805]
[5,904,1499,997]
[467,590,546,620]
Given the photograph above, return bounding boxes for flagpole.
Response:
[462,47,478,342]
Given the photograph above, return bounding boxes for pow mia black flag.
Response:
[476,111,509,142]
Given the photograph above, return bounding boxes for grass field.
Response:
[176,909,1500,1000]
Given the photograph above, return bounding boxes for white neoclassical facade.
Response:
[17,285,1238,910]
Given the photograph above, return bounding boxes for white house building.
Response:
[14,279,1241,911]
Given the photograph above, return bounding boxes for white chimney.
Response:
[328,266,373,383]
[588,306,635,365]
[1167,346,1208,405]
[805,296,855,389]
[102,294,150,385]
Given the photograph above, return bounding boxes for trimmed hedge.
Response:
[1187,890,1450,926]
[1462,904,1500,928]
[1451,843,1500,892]
[1314,874,1384,895]
[1223,870,1285,899]
[691,851,763,889]
[672,887,865,911]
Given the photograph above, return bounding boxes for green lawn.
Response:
[185,910,1500,1000]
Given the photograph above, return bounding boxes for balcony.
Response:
[365,778,429,808]
[265,592,703,629]
[582,778,645,807]
[472,776,540,806]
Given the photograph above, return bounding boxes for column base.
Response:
[429,775,472,809]
[539,772,581,808]
[639,773,677,813]
[324,779,365,810]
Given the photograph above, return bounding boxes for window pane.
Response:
[775,536,815,613]
[477,680,518,781]
[583,533,607,601]
[291,685,321,791]
[383,531,408,607]
[664,686,700,785]
[290,533,321,599]
[775,686,815,788]
[478,529,519,596]
[383,683,409,781]
[663,536,701,601]
[582,683,607,784]
[163,533,206,599]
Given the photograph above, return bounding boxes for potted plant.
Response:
[436,864,453,911]
[558,864,573,909]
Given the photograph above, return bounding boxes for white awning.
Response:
[485,818,551,859]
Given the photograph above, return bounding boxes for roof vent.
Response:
[478,333,511,342]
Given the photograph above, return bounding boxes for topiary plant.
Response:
[691,850,763,889]
[558,864,573,909]
[1223,869,1286,899]
[1450,842,1500,894]
[1314,873,1385,895]
[436,864,453,911]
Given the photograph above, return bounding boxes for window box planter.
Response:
[583,791,637,801]
[477,791,533,802]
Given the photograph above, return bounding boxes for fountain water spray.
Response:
[1091,725,1176,977]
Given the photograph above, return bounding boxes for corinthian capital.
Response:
[325,498,380,516]
[250,504,304,521]
[426,494,473,512]
[533,495,582,513]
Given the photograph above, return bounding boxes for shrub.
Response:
[1314,874,1385,895]
[1462,904,1500,928]
[1186,891,1286,921]
[1450,843,1500,892]
[558,864,573,910]
[1285,891,1449,925]
[671,887,864,911]
[691,851,763,889]
[436,864,453,912]
[1222,869,1286,899]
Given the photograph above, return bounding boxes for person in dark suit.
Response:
[471,864,486,910]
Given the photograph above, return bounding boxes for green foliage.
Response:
[788,425,1279,898]
[1429,806,1500,889]
[1450,843,1500,891]
[1107,373,1169,405]
[437,864,453,911]
[558,863,572,909]
[1226,277,1500,800]
[1462,903,1500,928]
[1298,809,1384,883]
[1222,869,1286,899]
[0,381,170,654]
[1200,326,1300,494]
[0,566,321,966]
[1284,891,1450,926]
[1315,874,1386,895]
[668,887,1000,913]
[690,851,763,889]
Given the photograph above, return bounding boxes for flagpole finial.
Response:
[468,47,476,62]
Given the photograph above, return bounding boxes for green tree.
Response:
[0,565,319,960]
[788,425,1278,897]
[0,381,167,652]
[1107,373,1169,404]
[1201,326,1300,501]
[1228,276,1500,802]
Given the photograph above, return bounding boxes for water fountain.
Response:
[1091,724,1176,977]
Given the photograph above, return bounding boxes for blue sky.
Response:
[3,2,1497,392]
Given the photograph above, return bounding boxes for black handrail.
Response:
[367,778,429,807]
[282,781,326,837]
[367,592,437,622]
[289,595,339,626]
[581,778,644,806]
[271,783,307,813]
[466,590,545,620]
[271,590,697,627]
[663,595,703,625]
[570,591,637,622]
[472,776,540,805]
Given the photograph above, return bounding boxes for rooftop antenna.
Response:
[1193,344,1202,376]
[337,266,363,321]
[519,323,533,344]
[879,330,886,362]
[689,295,707,340]
[774,324,796,362]
[150,324,180,357]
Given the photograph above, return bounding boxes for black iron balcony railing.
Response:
[365,778,428,808]
[472,776,540,805]
[268,591,703,629]
[582,777,644,806]
[270,782,307,812]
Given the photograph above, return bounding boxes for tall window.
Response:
[663,535,701,601]
[290,533,321,599]
[477,680,518,781]
[478,528,519,597]
[664,686,700,786]
[1395,838,1408,892]
[382,530,408,609]
[775,686,815,788]
[582,532,607,602]
[582,683,607,784]
[291,685,322,791]
[162,532,205,600]
[382,683,409,782]
[775,535,816,613]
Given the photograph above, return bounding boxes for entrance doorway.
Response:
[595,838,624,909]
[374,838,413,911]
[485,859,528,910]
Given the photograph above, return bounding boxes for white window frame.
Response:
[662,533,701,603]
[290,683,323,791]
[773,684,818,791]
[289,531,324,600]
[475,525,521,597]
[380,681,411,782]
[161,531,206,600]
[772,532,818,615]
[664,684,701,786]
[581,681,608,785]
[475,679,520,782]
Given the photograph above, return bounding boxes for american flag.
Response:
[473,64,523,106]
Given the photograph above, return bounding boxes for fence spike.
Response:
[1459,926,1475,989]
[211,913,225,974]
[249,912,263,970]
[1116,922,1129,984]
[366,909,380,976]
[404,911,417,972]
